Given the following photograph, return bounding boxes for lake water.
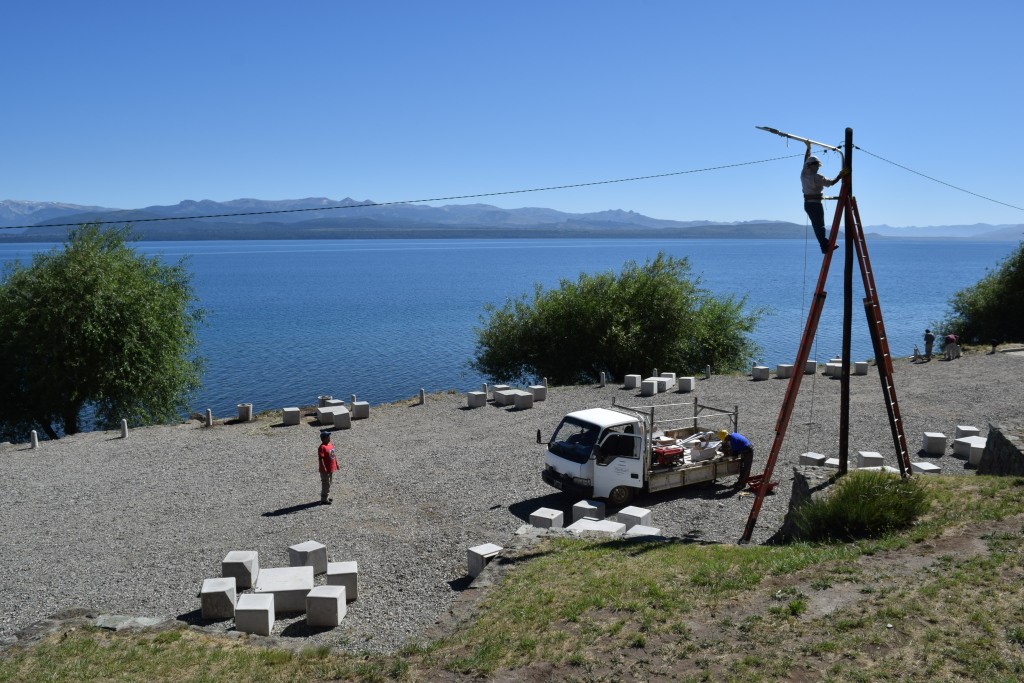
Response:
[1,237,1016,417]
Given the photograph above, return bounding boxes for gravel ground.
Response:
[1,350,1021,653]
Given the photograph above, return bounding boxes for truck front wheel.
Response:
[608,486,635,507]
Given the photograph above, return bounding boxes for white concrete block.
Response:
[856,451,885,468]
[624,524,662,537]
[922,432,946,455]
[282,407,300,426]
[799,452,827,467]
[912,461,942,474]
[830,356,842,364]
[955,425,980,439]
[350,401,370,419]
[825,362,841,378]
[493,389,516,406]
[201,577,237,619]
[254,566,314,613]
[316,406,346,425]
[624,374,641,389]
[616,505,652,529]
[468,543,502,578]
[824,457,840,469]
[679,376,696,393]
[530,507,563,529]
[953,435,987,457]
[289,540,328,575]
[332,408,352,430]
[324,399,345,408]
[326,561,359,601]
[805,360,818,374]
[235,593,274,636]
[640,379,658,397]
[659,372,677,387]
[306,585,347,627]
[467,391,486,408]
[776,364,793,379]
[573,499,606,522]
[969,439,987,467]
[237,403,253,422]
[854,361,869,375]
[565,518,627,536]
[491,384,510,400]
[752,366,770,381]
[529,385,547,401]
[222,550,259,589]
[513,391,534,410]
[643,376,670,392]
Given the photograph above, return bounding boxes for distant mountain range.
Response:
[1,198,1021,242]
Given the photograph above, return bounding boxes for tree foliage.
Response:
[936,240,1024,344]
[471,252,761,385]
[0,224,203,440]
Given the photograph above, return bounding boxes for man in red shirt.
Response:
[318,430,338,505]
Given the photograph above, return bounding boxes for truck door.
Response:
[592,428,644,502]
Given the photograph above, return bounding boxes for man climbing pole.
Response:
[801,140,847,254]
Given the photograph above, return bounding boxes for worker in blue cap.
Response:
[318,430,338,504]
[719,429,754,489]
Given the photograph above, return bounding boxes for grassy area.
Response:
[3,475,1024,682]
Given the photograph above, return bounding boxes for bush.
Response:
[0,224,203,440]
[792,471,929,542]
[471,252,761,385]
[936,240,1024,344]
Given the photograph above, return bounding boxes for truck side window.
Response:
[597,428,638,462]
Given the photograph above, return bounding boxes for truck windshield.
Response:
[549,417,600,464]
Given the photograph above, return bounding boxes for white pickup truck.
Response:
[540,400,741,506]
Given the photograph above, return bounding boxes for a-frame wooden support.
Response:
[740,128,912,544]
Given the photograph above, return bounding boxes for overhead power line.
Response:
[2,155,800,231]
[855,145,1024,212]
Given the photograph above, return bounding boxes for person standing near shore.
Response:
[924,329,936,361]
[318,430,338,505]
[945,333,961,360]
[801,141,847,254]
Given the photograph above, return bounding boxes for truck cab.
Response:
[542,407,645,506]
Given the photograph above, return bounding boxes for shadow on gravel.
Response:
[263,501,324,517]
[280,621,333,638]
[175,608,228,627]
[508,493,572,522]
[447,576,474,592]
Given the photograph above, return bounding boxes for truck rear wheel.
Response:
[608,486,635,507]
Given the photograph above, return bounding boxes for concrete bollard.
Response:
[31,430,38,449]
[120,419,128,439]
[482,383,488,398]
[419,388,426,405]
[543,377,548,387]
[600,371,606,387]
[653,367,658,378]
[350,394,357,406]
[705,364,711,379]
[205,408,213,427]
[237,403,253,422]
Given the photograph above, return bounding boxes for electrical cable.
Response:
[855,145,1024,212]
[0,154,801,231]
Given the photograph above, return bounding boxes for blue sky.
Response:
[4,1,1022,227]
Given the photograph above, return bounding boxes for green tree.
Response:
[0,224,204,440]
[936,240,1024,344]
[471,252,761,385]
